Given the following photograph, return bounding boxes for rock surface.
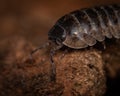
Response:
[0,38,106,96]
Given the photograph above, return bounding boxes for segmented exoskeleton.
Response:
[49,4,120,49]
[31,4,120,81]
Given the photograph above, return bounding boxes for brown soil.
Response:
[0,1,120,96]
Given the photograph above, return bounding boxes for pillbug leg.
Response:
[50,43,63,82]
[30,42,50,63]
[89,46,94,50]
[50,49,56,82]
[101,41,106,49]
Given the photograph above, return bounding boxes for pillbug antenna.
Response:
[30,40,63,82]
[30,42,50,61]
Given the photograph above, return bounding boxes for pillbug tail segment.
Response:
[29,42,50,62]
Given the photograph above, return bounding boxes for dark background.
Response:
[0,0,120,45]
[0,0,120,96]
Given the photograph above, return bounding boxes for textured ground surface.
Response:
[0,38,106,96]
[0,0,120,96]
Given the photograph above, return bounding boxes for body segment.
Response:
[49,4,120,49]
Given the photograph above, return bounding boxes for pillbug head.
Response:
[48,24,66,45]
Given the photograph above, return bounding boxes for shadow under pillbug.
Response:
[31,4,120,82]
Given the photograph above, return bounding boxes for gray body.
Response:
[31,4,120,82]
[48,4,120,49]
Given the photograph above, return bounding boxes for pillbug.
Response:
[31,4,120,82]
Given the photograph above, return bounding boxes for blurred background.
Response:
[0,0,120,96]
[0,0,120,45]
